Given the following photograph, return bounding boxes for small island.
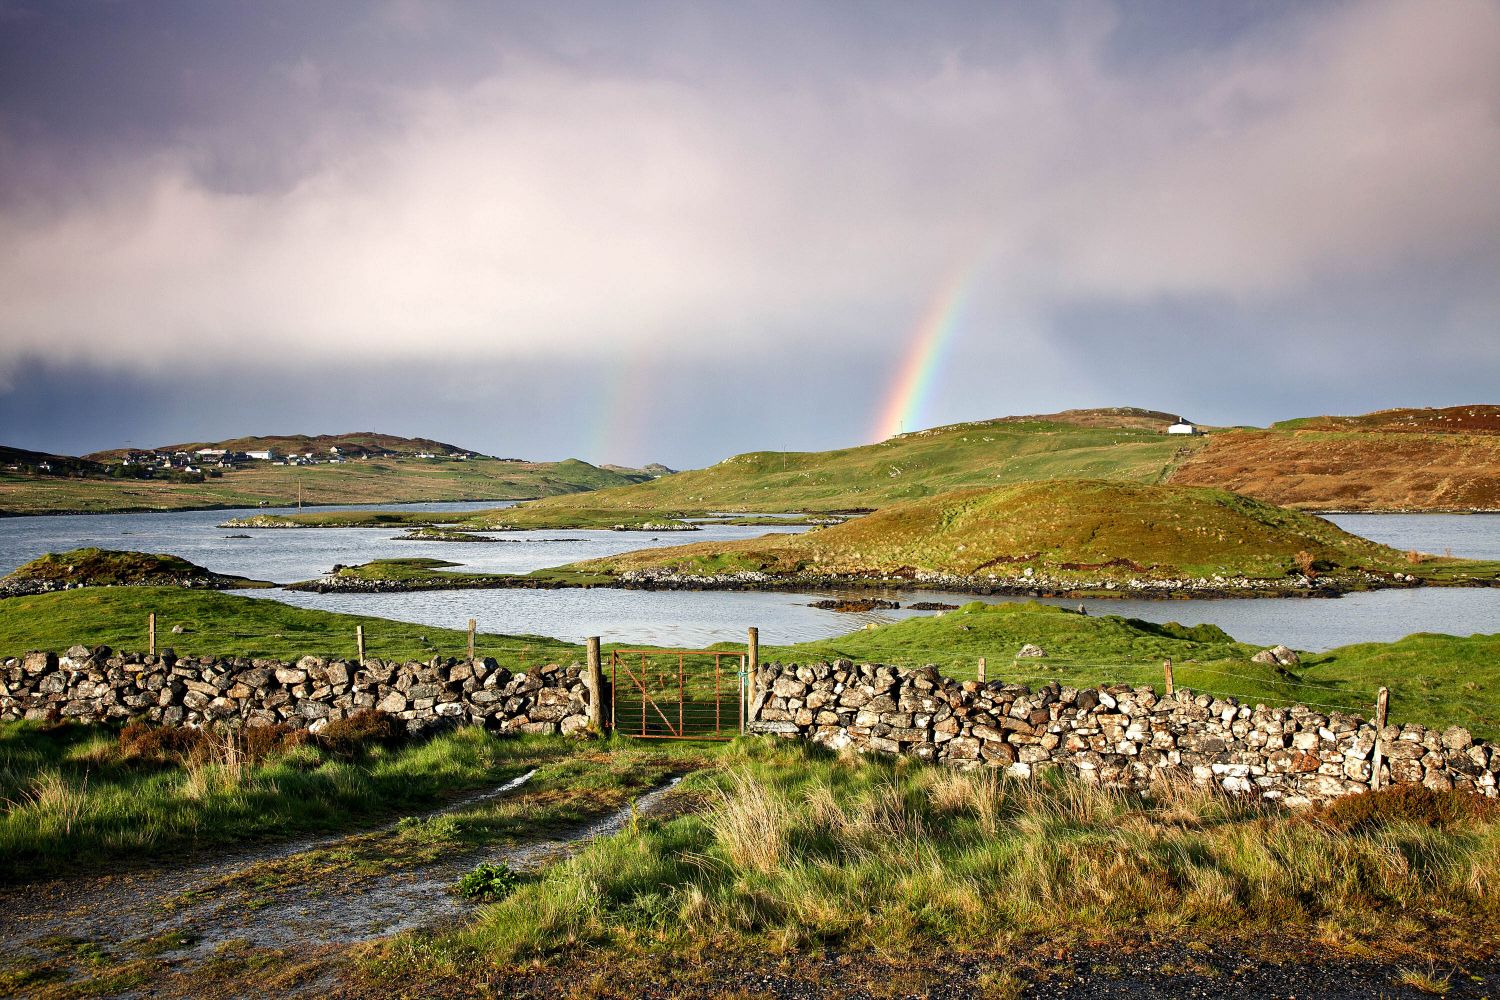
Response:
[0,548,272,598]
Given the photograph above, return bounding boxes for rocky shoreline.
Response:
[274,563,1492,599]
[0,574,266,599]
[285,574,584,593]
[588,566,1452,599]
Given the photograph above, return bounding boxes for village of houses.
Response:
[115,445,478,476]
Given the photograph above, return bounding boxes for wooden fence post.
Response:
[977,656,987,683]
[747,627,759,698]
[467,619,476,661]
[148,612,156,657]
[356,625,365,667]
[586,636,606,733]
[1370,686,1390,790]
[1163,659,1174,696]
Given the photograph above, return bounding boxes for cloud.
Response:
[0,0,1496,388]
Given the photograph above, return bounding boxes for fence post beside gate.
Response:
[747,627,759,702]
[586,636,607,734]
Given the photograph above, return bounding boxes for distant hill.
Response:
[1,439,658,516]
[457,404,1500,519]
[1168,404,1500,510]
[496,408,1201,519]
[0,445,110,478]
[86,431,484,461]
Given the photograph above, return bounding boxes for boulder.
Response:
[1251,645,1300,668]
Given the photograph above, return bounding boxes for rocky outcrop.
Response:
[747,660,1497,805]
[1,645,596,736]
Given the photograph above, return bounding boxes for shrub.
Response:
[457,861,521,901]
[316,709,404,757]
[118,720,301,766]
[1319,783,1498,834]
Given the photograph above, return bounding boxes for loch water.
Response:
[0,504,1495,651]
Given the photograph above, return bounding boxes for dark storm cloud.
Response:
[0,0,1496,464]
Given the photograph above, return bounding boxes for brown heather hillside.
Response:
[1168,405,1500,511]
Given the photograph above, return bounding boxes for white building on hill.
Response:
[1167,418,1199,435]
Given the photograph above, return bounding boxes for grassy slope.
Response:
[573,480,1497,584]
[0,456,651,516]
[1169,405,1500,511]
[765,601,1500,738]
[0,588,582,665]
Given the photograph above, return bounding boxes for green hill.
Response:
[471,408,1203,519]
[570,480,1498,590]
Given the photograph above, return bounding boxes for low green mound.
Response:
[1,548,269,595]
[394,526,504,542]
[574,480,1486,587]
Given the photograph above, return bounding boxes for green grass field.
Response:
[0,588,583,665]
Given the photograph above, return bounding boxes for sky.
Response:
[1,0,1497,467]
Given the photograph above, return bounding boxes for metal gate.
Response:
[610,649,746,740]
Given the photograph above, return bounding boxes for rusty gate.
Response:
[610,649,746,740]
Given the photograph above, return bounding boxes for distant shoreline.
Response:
[0,495,532,519]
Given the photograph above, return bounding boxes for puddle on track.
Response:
[0,772,683,993]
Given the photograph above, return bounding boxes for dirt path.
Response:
[0,771,683,998]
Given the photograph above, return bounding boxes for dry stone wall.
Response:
[1,646,595,736]
[748,660,1499,805]
[6,645,1497,807]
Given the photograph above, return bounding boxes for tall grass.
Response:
[0,720,563,883]
[430,737,1500,971]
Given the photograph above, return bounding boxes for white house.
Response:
[1167,419,1198,435]
[245,449,276,461]
[195,448,227,458]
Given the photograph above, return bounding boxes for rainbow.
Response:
[871,265,976,442]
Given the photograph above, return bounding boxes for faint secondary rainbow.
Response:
[872,265,976,442]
